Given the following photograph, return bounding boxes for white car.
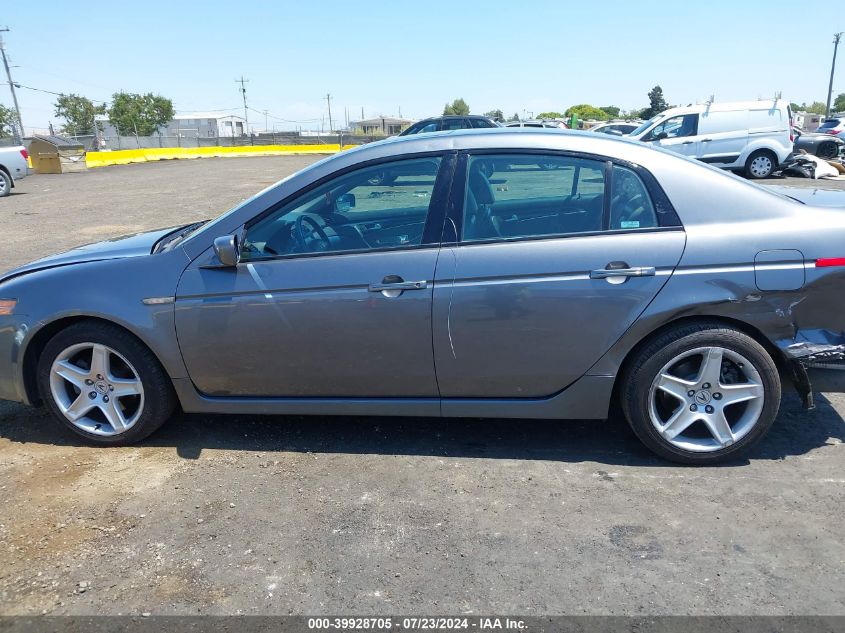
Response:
[0,145,30,197]
[504,119,568,129]
[818,117,844,137]
[589,121,641,136]
[628,100,793,179]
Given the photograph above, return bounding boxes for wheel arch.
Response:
[22,315,174,406]
[609,314,789,415]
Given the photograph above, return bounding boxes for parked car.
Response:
[589,121,641,136]
[792,124,844,159]
[0,145,30,197]
[628,100,793,179]
[817,117,844,136]
[504,119,568,129]
[398,115,499,136]
[2,129,844,464]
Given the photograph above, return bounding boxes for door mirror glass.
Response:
[653,131,668,141]
[213,235,240,267]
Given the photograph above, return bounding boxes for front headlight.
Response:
[0,299,17,316]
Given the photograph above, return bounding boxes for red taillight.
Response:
[815,257,845,267]
[831,129,842,135]
[19,148,28,160]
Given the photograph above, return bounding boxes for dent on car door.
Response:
[175,153,455,398]
[432,153,686,398]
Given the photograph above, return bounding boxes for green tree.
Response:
[537,111,564,119]
[108,92,174,136]
[443,98,470,116]
[640,85,669,120]
[563,104,609,121]
[508,112,520,121]
[484,109,504,121]
[789,102,802,112]
[600,105,620,118]
[805,101,827,115]
[0,104,16,138]
[834,93,845,112]
[54,94,105,135]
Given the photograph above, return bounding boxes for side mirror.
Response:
[606,129,623,136]
[653,131,668,141]
[336,193,356,212]
[213,235,240,267]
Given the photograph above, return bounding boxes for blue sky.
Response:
[3,0,843,133]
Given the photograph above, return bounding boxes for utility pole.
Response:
[324,93,333,133]
[0,27,24,142]
[826,32,843,118]
[236,76,249,134]
[263,109,268,133]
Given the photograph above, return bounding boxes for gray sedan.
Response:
[1,129,843,464]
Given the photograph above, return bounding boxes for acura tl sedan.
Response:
[1,129,844,464]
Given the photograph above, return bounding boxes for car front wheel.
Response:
[621,322,781,464]
[37,321,176,445]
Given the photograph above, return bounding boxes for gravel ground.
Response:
[0,157,844,616]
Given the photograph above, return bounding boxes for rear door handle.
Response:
[701,138,713,142]
[590,267,656,279]
[681,140,694,145]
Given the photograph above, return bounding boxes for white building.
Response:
[163,113,247,138]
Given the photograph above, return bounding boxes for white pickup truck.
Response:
[0,145,29,197]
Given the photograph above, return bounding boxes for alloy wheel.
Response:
[49,342,145,436]
[647,346,765,453]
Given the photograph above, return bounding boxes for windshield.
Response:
[819,119,840,128]
[629,116,659,137]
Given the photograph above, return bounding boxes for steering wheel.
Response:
[294,214,331,252]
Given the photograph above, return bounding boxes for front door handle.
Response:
[590,266,656,279]
[681,140,694,145]
[368,275,427,297]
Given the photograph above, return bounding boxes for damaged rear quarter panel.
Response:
[587,205,845,378]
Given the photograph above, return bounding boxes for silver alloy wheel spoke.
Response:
[49,342,144,437]
[661,406,697,440]
[695,347,724,386]
[719,382,764,406]
[704,410,735,447]
[648,346,765,453]
[53,360,90,389]
[656,373,696,401]
[110,377,141,397]
[100,398,127,432]
[90,344,111,379]
[66,393,96,421]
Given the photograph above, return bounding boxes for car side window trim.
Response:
[444,149,682,247]
[239,151,457,263]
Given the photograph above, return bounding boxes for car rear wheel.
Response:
[621,322,781,464]
[0,170,11,197]
[817,142,838,160]
[37,321,176,445]
[745,150,777,179]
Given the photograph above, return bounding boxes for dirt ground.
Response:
[0,156,844,616]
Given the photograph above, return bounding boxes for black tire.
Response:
[36,320,177,445]
[817,142,838,160]
[0,169,11,197]
[620,321,781,465]
[744,150,777,179]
